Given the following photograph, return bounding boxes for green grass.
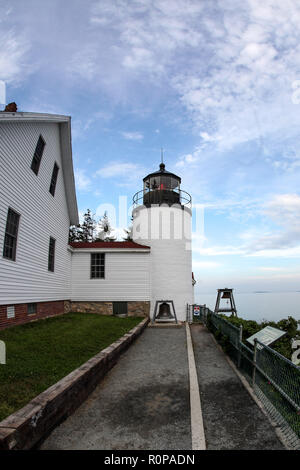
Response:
[0,312,142,421]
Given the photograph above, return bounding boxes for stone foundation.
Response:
[70,301,150,318]
[70,301,113,316]
[128,301,150,317]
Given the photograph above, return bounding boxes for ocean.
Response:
[196,291,300,323]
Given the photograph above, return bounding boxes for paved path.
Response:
[40,323,285,450]
[191,324,284,450]
[41,326,192,450]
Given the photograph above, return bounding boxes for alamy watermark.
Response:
[0,340,6,365]
[94,196,205,251]
[0,80,6,107]
[291,339,300,366]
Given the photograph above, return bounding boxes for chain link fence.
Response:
[191,307,300,450]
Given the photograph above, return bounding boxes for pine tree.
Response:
[122,226,133,241]
[122,216,133,241]
[69,225,79,242]
[95,211,116,242]
[81,209,97,242]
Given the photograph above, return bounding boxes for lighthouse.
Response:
[132,162,194,322]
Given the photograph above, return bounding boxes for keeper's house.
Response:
[0,111,151,329]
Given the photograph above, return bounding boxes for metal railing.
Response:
[197,309,300,450]
[133,188,192,208]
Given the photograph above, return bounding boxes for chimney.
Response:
[4,102,18,112]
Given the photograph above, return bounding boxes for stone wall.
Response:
[128,301,150,317]
[69,301,113,315]
[69,301,150,318]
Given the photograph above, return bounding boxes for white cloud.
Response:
[194,245,246,257]
[96,162,144,179]
[193,260,222,269]
[75,168,92,191]
[121,131,144,141]
[0,25,30,85]
[245,194,300,252]
[258,267,286,272]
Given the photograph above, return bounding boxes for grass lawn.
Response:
[0,312,142,422]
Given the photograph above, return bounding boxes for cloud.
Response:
[246,194,300,252]
[96,161,144,179]
[75,168,92,191]
[193,244,246,257]
[0,15,30,85]
[193,260,222,269]
[121,131,144,141]
[192,193,300,259]
[258,267,286,272]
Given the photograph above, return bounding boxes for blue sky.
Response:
[1,0,300,296]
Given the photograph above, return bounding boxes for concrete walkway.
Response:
[41,326,192,450]
[40,323,284,450]
[191,324,284,450]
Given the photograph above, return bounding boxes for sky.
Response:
[1,0,300,297]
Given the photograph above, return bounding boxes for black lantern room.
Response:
[133,162,191,208]
[143,163,181,206]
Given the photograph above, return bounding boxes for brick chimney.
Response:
[4,102,18,112]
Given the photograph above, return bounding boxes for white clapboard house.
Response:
[0,111,194,329]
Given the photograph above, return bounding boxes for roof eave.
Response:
[59,119,79,226]
[68,247,150,253]
[0,112,71,123]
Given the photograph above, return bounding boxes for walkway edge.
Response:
[0,317,149,450]
[186,323,206,450]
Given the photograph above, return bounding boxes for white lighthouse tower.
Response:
[132,162,194,322]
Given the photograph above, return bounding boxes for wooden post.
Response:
[214,290,221,313]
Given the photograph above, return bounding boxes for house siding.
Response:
[0,121,72,305]
[71,251,151,301]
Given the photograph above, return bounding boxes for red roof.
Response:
[69,241,150,249]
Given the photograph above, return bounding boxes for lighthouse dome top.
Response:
[143,162,181,184]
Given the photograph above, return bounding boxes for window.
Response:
[3,208,20,261]
[7,306,15,319]
[49,162,59,196]
[31,135,45,175]
[48,237,56,272]
[27,303,37,315]
[113,302,128,316]
[91,253,105,278]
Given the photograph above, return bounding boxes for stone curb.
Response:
[0,317,149,450]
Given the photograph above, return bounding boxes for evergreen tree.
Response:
[95,211,116,242]
[81,209,97,242]
[69,225,79,242]
[122,226,133,241]
[123,216,133,241]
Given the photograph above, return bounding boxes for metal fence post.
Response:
[252,338,258,388]
[238,324,243,368]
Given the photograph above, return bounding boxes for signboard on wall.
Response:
[193,306,200,316]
